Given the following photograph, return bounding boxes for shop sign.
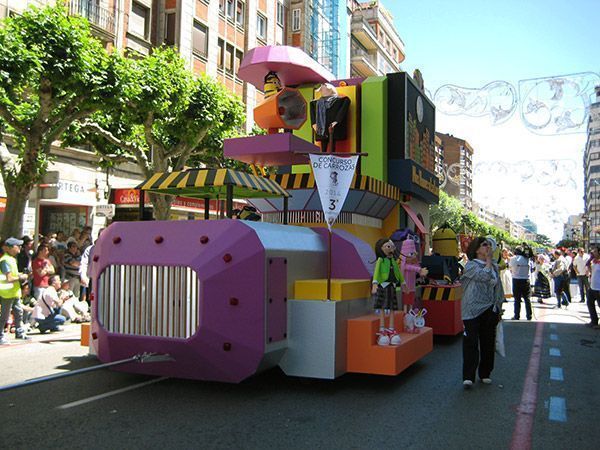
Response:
[0,197,5,212]
[388,159,439,204]
[96,204,116,218]
[114,189,147,205]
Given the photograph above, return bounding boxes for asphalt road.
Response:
[1,299,598,450]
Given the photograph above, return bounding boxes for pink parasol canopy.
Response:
[237,45,334,89]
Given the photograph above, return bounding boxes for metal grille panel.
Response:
[98,265,200,339]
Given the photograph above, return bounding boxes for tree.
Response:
[534,233,553,248]
[0,4,116,237]
[429,191,538,249]
[71,47,245,219]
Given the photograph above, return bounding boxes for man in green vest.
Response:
[1,237,30,344]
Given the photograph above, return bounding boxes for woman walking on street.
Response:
[460,237,505,388]
[532,254,552,304]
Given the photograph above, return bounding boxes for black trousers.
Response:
[577,276,590,302]
[512,278,532,319]
[463,307,499,382]
[587,289,600,325]
[561,276,572,303]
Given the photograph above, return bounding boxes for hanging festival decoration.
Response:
[432,71,600,135]
[519,72,600,135]
[433,81,518,125]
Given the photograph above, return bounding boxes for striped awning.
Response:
[269,172,407,201]
[136,168,290,198]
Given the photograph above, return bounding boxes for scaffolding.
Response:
[305,0,340,76]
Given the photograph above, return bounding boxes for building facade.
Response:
[435,132,474,210]
[584,86,600,245]
[349,0,404,78]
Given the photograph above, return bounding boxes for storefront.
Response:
[111,188,246,221]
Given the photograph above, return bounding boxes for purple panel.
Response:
[266,257,287,343]
[91,220,266,383]
[237,45,334,89]
[224,133,319,166]
[312,228,374,279]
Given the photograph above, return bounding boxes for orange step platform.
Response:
[347,312,433,376]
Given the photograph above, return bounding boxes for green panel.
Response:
[360,76,388,182]
[292,84,316,174]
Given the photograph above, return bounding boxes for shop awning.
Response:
[136,168,290,199]
[401,203,428,234]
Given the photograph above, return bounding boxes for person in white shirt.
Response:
[572,248,590,303]
[586,247,600,328]
[509,246,532,320]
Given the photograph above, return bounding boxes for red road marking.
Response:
[510,320,545,450]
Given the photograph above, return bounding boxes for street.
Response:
[1,299,598,450]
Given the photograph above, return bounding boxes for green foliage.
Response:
[70,47,245,177]
[0,3,117,236]
[534,233,554,248]
[429,191,539,249]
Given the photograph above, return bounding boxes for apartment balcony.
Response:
[350,17,402,72]
[351,42,378,76]
[69,0,115,41]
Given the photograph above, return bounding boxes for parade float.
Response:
[88,46,447,383]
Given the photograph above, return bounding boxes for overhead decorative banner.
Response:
[310,154,359,230]
[433,71,600,134]
[434,81,518,125]
[519,72,600,135]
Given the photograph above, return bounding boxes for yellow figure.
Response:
[263,71,282,99]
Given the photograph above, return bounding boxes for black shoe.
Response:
[512,316,520,320]
[527,317,532,321]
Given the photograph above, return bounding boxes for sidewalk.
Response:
[0,323,91,386]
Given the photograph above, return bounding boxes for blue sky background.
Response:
[386,0,599,240]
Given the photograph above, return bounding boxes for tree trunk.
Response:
[148,192,174,221]
[1,184,32,238]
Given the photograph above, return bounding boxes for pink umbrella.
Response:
[237,45,334,89]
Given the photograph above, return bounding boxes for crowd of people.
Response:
[0,227,99,345]
[460,237,600,389]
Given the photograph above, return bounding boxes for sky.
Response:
[386,0,600,241]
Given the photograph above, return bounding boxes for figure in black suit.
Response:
[310,83,350,153]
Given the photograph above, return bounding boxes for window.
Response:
[192,21,208,57]
[236,1,244,26]
[291,9,300,31]
[217,39,225,70]
[235,50,243,76]
[130,1,149,39]
[226,0,234,20]
[257,14,267,40]
[276,1,284,26]
[164,12,176,46]
[225,43,234,74]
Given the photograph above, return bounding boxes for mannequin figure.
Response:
[309,83,350,153]
[372,239,407,346]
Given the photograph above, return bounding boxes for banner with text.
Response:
[310,154,359,230]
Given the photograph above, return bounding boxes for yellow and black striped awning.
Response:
[136,168,290,198]
[269,172,408,201]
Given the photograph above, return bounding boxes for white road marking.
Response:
[548,396,567,422]
[57,377,168,410]
[550,367,564,381]
[549,348,561,356]
[549,333,559,341]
